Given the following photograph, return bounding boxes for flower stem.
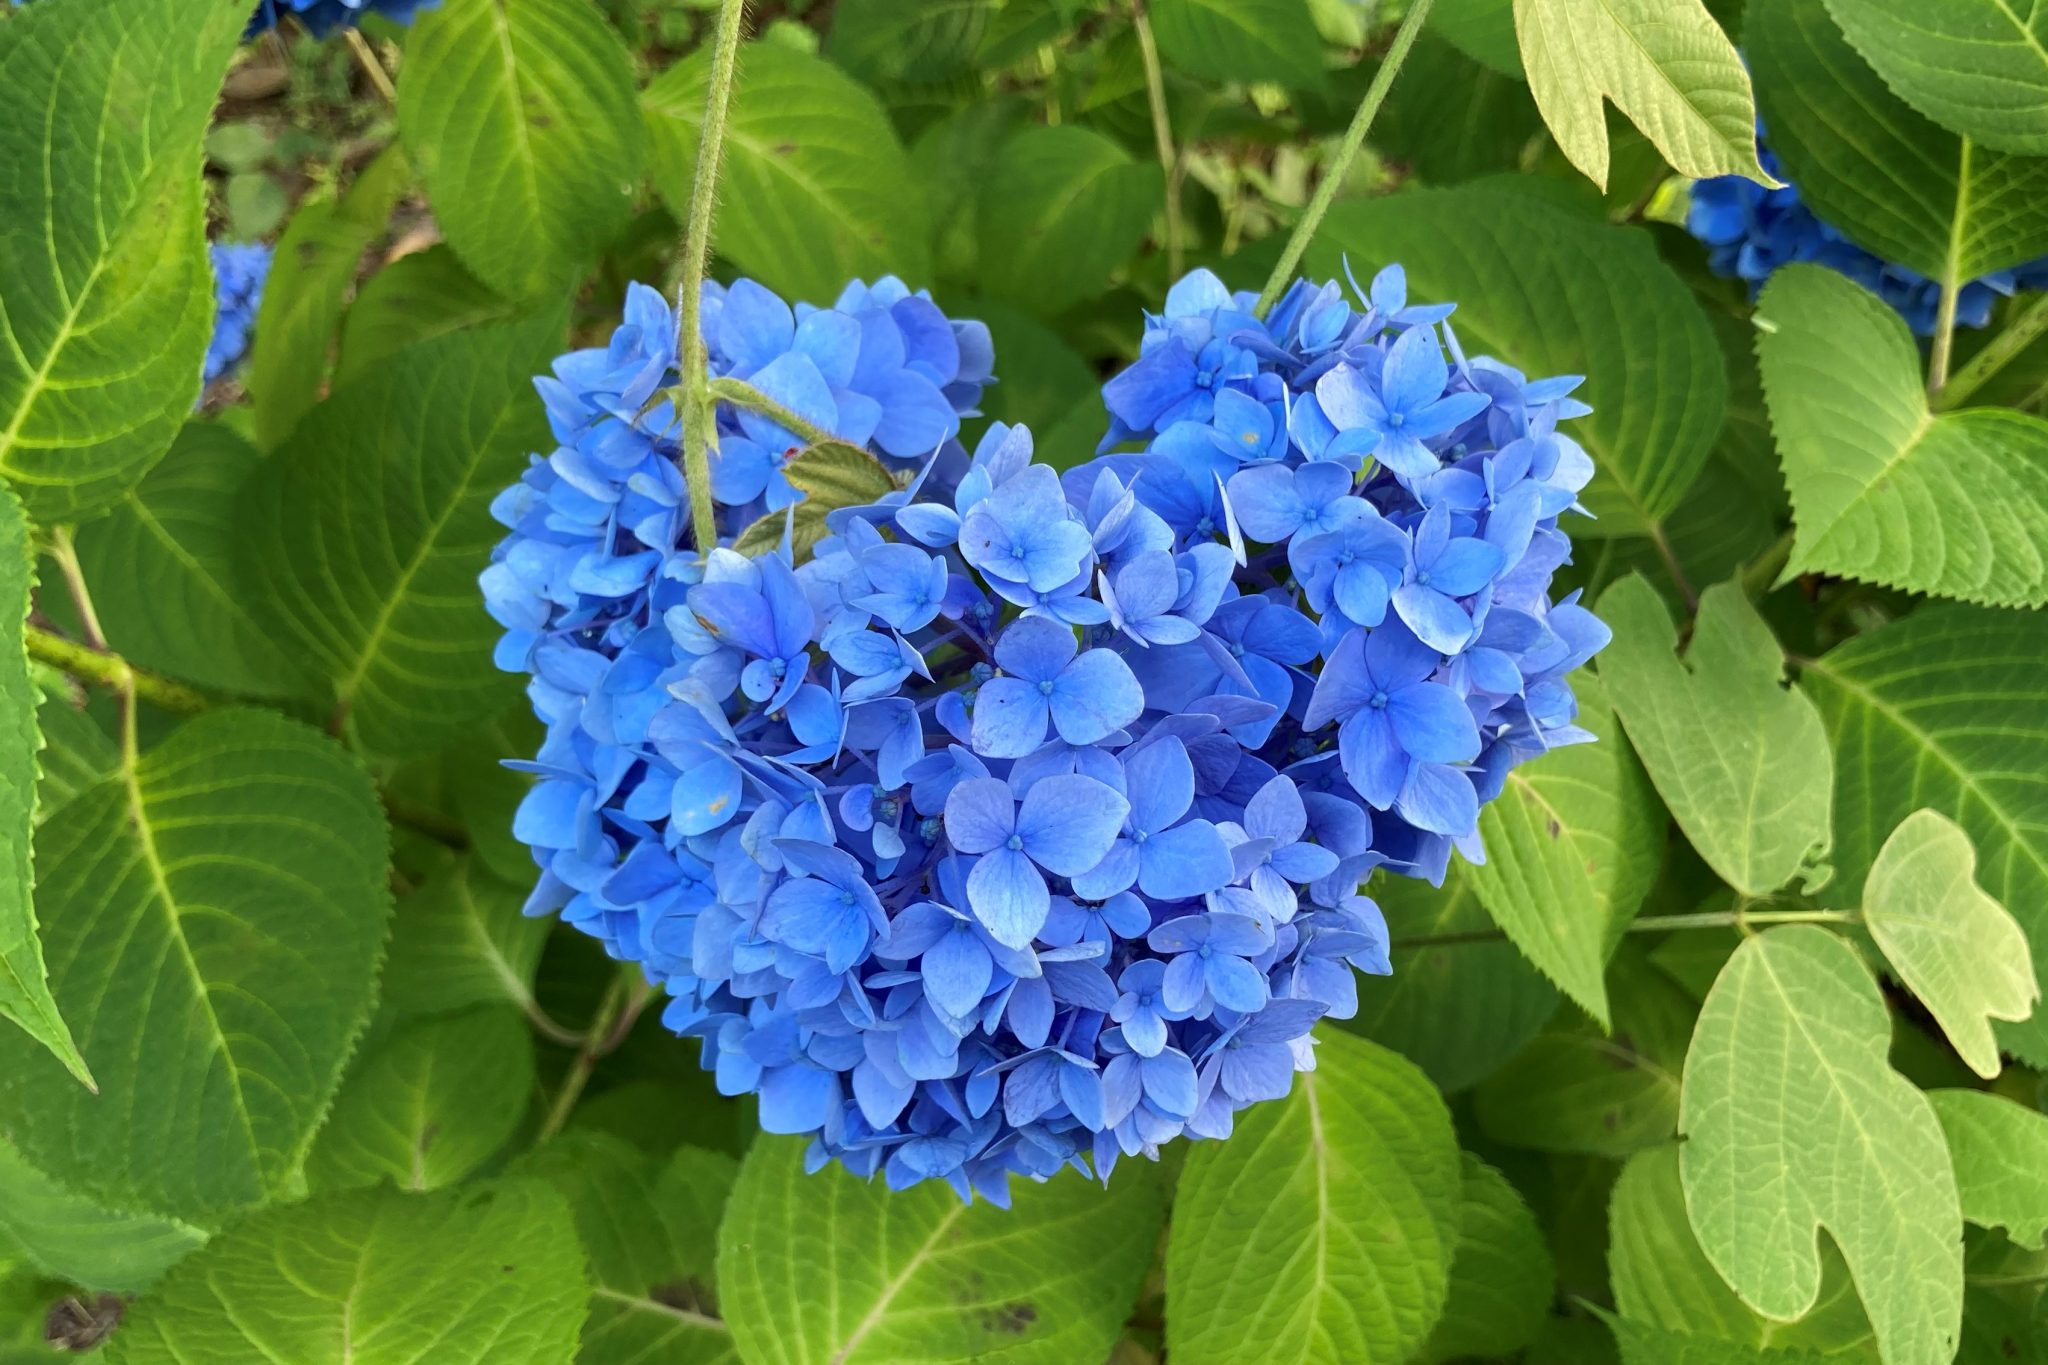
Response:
[1254,0,1436,316]
[24,626,208,715]
[705,375,836,447]
[674,0,751,559]
[1928,277,1961,396]
[539,971,652,1141]
[1937,289,2048,410]
[1131,0,1184,281]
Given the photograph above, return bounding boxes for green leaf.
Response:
[335,245,518,390]
[1346,872,1559,1093]
[644,42,930,306]
[0,1140,205,1294]
[974,126,1161,321]
[826,0,997,83]
[1460,673,1662,1025]
[1929,1089,2048,1252]
[1747,0,2048,284]
[236,320,557,759]
[398,0,643,301]
[105,1182,586,1365]
[31,694,113,824]
[1598,576,1833,897]
[718,1135,1161,1365]
[1474,946,1695,1157]
[1864,810,2039,1078]
[518,1132,738,1364]
[306,1007,534,1194]
[1799,606,2048,1065]
[1513,0,1773,190]
[1372,35,1545,185]
[1166,1029,1462,1364]
[1610,1318,1838,1365]
[1310,186,1725,534]
[0,0,245,520]
[440,706,546,887]
[733,440,896,562]
[380,858,551,1025]
[970,300,1100,453]
[247,146,410,449]
[1679,926,1964,1365]
[0,709,390,1226]
[1148,0,1325,89]
[1756,265,2048,607]
[0,485,85,1085]
[1415,1155,1555,1363]
[1609,1145,1877,1357]
[1821,0,2048,156]
[71,423,315,699]
[1432,0,1523,77]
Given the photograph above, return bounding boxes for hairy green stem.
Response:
[674,0,750,558]
[1937,289,2048,410]
[1391,907,1859,952]
[24,626,209,715]
[706,375,836,447]
[1255,0,1436,316]
[1131,0,1184,281]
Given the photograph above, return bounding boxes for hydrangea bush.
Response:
[485,265,1605,1198]
[202,242,271,387]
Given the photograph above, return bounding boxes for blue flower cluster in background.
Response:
[203,242,271,388]
[485,265,1605,1203]
[247,0,440,38]
[1688,131,2048,335]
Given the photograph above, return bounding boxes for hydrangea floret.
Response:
[248,0,440,37]
[204,242,272,387]
[484,266,1606,1203]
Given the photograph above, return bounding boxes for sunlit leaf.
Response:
[1928,1089,2048,1252]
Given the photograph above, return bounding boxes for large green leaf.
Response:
[1415,1155,1555,1363]
[1611,1319,1839,1365]
[974,126,1160,322]
[1609,1145,1877,1357]
[1461,673,1661,1026]
[718,1135,1161,1365]
[0,0,243,520]
[335,245,517,389]
[1864,810,2039,1078]
[1928,1089,2048,1252]
[31,694,113,825]
[1799,606,2048,1064]
[1679,927,1964,1365]
[72,423,314,699]
[247,146,410,449]
[519,1131,738,1364]
[106,1182,586,1365]
[380,858,551,1024]
[1822,0,2048,156]
[1598,576,1832,896]
[306,1007,534,1195]
[1347,872,1560,1093]
[0,485,84,1085]
[1757,266,2048,606]
[826,0,997,84]
[1748,0,2048,284]
[1514,0,1772,190]
[236,320,556,759]
[1148,0,1325,89]
[1431,0,1523,77]
[1166,1029,1462,1364]
[398,0,643,301]
[644,43,930,307]
[0,1140,205,1295]
[0,709,390,1225]
[1310,186,1725,534]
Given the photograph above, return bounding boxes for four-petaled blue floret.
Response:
[203,242,272,388]
[483,265,1605,1204]
[1688,128,2048,335]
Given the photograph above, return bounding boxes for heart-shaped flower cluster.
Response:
[484,266,1606,1204]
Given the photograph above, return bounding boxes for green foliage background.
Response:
[1,0,2046,1361]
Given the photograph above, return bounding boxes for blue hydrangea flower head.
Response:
[204,242,272,387]
[248,0,441,37]
[485,264,1602,1204]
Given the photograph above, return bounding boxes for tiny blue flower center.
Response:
[1037,679,1056,696]
[838,890,855,906]
[770,659,786,677]
[1133,828,1150,844]
[1388,411,1406,429]
[919,817,942,843]
[1415,570,1431,587]
[1335,550,1356,568]
[1197,945,1214,960]
[1370,690,1389,709]
[1006,834,1025,852]
[1196,516,1216,536]
[876,797,899,822]
[1228,640,1246,658]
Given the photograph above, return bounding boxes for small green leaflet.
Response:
[733,440,897,562]
[1680,927,1963,1365]
[248,145,412,449]
[1823,0,2048,156]
[0,1139,206,1295]
[1927,1089,2048,1252]
[0,708,390,1226]
[1167,1029,1462,1363]
[0,0,245,521]
[105,1182,587,1365]
[718,1135,1162,1365]
[1863,810,2039,1078]
[306,1006,535,1195]
[399,0,644,301]
[0,484,87,1086]
[1748,0,2048,287]
[1513,0,1774,191]
[1414,1156,1554,1363]
[1147,0,1326,89]
[378,857,551,1025]
[1598,576,1833,897]
[976,126,1162,321]
[644,43,931,306]
[1757,266,2048,607]
[1798,606,2048,1065]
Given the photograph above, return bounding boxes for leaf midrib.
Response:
[828,1199,966,1364]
